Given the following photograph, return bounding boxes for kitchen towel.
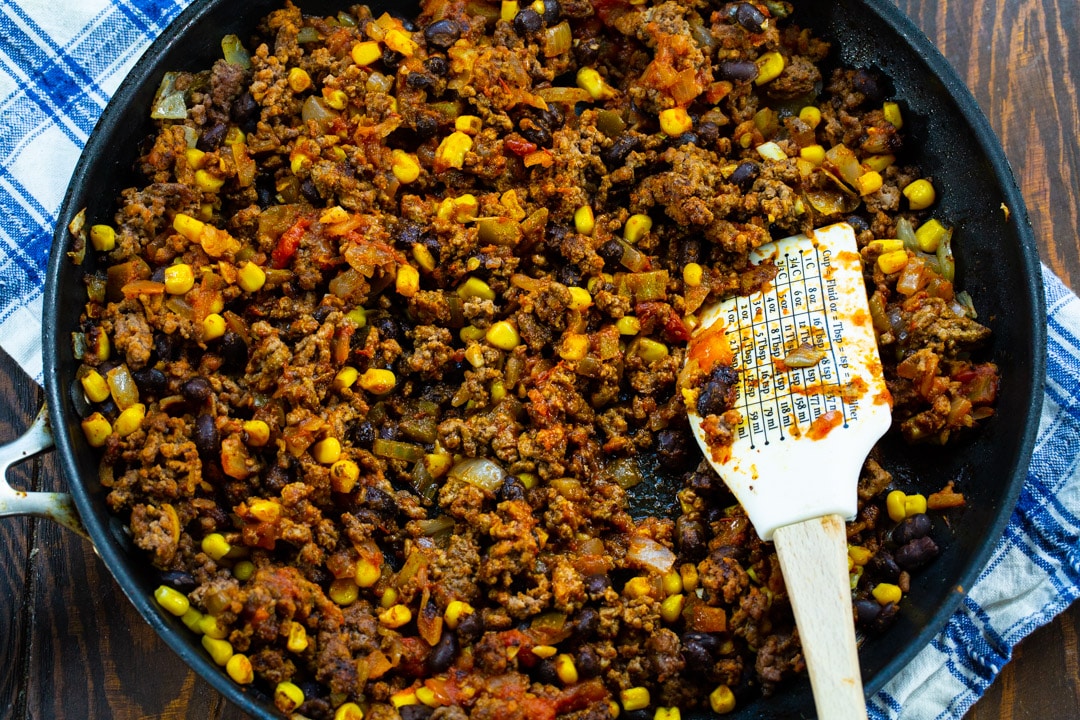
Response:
[1,1,1077,718]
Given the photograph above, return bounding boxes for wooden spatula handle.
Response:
[773,514,868,720]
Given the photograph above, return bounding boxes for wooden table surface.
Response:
[2,0,1078,718]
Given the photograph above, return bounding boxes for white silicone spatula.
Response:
[683,222,892,720]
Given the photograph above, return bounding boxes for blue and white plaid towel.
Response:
[1,2,1077,718]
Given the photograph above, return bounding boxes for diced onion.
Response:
[626,535,676,574]
[448,458,506,492]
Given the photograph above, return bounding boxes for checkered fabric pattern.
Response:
[1,2,1077,717]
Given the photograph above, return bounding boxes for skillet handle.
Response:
[0,404,88,539]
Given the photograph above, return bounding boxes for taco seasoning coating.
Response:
[73,0,999,716]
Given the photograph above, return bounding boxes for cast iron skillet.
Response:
[37,0,1045,716]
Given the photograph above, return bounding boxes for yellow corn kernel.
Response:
[559,333,590,361]
[855,170,883,196]
[379,603,412,628]
[92,330,111,362]
[915,218,949,253]
[485,320,521,350]
[396,263,420,298]
[80,369,110,403]
[359,368,396,394]
[312,437,342,465]
[233,560,255,581]
[568,286,593,311]
[351,41,381,66]
[868,239,905,254]
[904,493,928,516]
[682,262,703,288]
[288,67,312,93]
[248,499,280,523]
[195,169,225,193]
[636,338,669,363]
[354,557,380,589]
[153,585,190,616]
[412,243,436,272]
[660,593,684,623]
[574,205,595,236]
[435,131,474,170]
[661,570,683,596]
[679,563,699,592]
[114,403,146,437]
[531,644,558,659]
[323,87,348,110]
[202,636,234,666]
[449,194,478,223]
[576,67,617,100]
[863,153,895,172]
[173,212,205,243]
[334,366,359,391]
[490,379,507,402]
[755,51,786,85]
[457,276,495,301]
[876,250,909,275]
[181,607,204,632]
[465,344,486,368]
[500,0,520,20]
[335,702,365,720]
[199,616,227,640]
[162,263,195,295]
[275,681,306,713]
[455,115,483,135]
[286,621,309,653]
[391,689,419,708]
[616,316,641,336]
[89,224,116,252]
[329,459,360,494]
[872,582,903,606]
[226,653,254,684]
[623,213,652,243]
[329,578,359,606]
[185,147,208,170]
[203,312,226,340]
[240,419,269,447]
[848,545,873,566]
[425,452,453,478]
[886,489,908,522]
[201,533,231,561]
[391,149,421,184]
[415,686,440,707]
[621,687,651,712]
[798,106,822,129]
[347,307,367,327]
[517,472,537,489]
[384,28,417,57]
[555,654,579,685]
[224,127,246,146]
[624,576,653,599]
[608,700,622,718]
[658,107,692,137]
[236,262,266,292]
[655,708,680,720]
[903,178,936,210]
[709,685,736,714]
[81,412,112,447]
[444,600,475,630]
[799,144,825,166]
[883,101,903,129]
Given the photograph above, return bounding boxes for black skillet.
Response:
[37,0,1045,717]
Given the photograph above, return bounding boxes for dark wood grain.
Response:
[1,0,1077,718]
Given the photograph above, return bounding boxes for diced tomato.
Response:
[505,137,538,157]
[272,217,311,269]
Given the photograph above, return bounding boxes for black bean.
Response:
[263,465,291,493]
[231,92,259,126]
[150,266,166,283]
[455,611,484,644]
[132,368,167,398]
[406,72,434,90]
[895,536,939,571]
[498,475,527,502]
[597,239,625,270]
[688,470,722,496]
[159,570,198,592]
[728,161,760,190]
[657,427,691,467]
[845,214,871,234]
[194,413,219,456]
[676,517,707,559]
[513,7,544,35]
[576,645,600,678]
[569,607,599,642]
[399,706,434,720]
[697,121,720,145]
[867,551,901,582]
[397,219,424,246]
[554,264,582,287]
[584,573,611,598]
[891,513,933,545]
[423,56,449,77]
[221,332,248,372]
[715,60,760,83]
[372,315,403,344]
[534,658,559,684]
[854,599,882,625]
[601,132,641,168]
[415,114,438,140]
[853,69,884,103]
[869,601,899,633]
[519,118,552,147]
[379,422,401,441]
[427,632,457,673]
[364,486,397,520]
[696,365,740,417]
[255,174,276,208]
[182,377,212,404]
[540,104,564,130]
[196,121,228,151]
[312,305,333,323]
[381,46,403,70]
[541,0,561,24]
[424,19,461,49]
[299,178,321,204]
[734,2,766,32]
[574,36,601,65]
[351,420,376,448]
[669,132,698,148]
[152,333,175,362]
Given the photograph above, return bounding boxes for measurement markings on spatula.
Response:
[724,239,861,449]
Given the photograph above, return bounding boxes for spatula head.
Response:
[684,223,892,540]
